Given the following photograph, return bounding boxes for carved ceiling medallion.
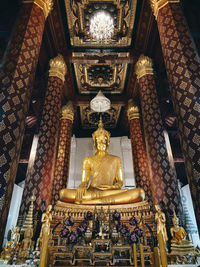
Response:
[64,0,137,47]
[73,52,129,94]
[80,104,121,129]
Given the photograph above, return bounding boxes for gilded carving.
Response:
[61,101,74,122]
[64,0,137,47]
[150,0,180,19]
[127,99,140,120]
[135,55,153,80]
[49,54,67,82]
[73,52,128,94]
[24,0,53,18]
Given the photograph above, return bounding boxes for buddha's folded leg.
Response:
[81,188,145,205]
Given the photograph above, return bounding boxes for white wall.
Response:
[3,184,23,246]
[67,136,135,189]
[181,184,200,247]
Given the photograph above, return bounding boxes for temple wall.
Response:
[67,136,135,189]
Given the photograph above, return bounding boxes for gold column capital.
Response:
[150,0,180,19]
[61,101,74,121]
[24,0,53,19]
[135,54,153,80]
[127,99,140,120]
[49,54,67,82]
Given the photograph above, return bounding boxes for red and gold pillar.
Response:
[127,100,152,205]
[135,55,182,215]
[150,0,200,231]
[51,102,74,206]
[20,54,67,216]
[0,0,53,247]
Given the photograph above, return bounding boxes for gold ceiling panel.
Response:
[73,52,129,94]
[80,104,121,129]
[64,0,137,47]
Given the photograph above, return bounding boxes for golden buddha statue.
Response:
[60,117,145,205]
[170,209,187,245]
[169,209,197,257]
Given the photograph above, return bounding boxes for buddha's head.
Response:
[92,117,110,154]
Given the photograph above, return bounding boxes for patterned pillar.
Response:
[51,101,74,206]
[20,54,67,216]
[127,100,152,205]
[150,0,200,231]
[0,0,53,247]
[135,55,182,215]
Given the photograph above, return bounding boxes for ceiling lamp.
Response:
[90,90,111,112]
[89,11,114,42]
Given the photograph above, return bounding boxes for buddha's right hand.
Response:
[76,183,87,201]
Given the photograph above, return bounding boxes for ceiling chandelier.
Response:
[90,90,111,112]
[89,11,114,42]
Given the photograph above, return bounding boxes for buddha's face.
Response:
[95,134,108,152]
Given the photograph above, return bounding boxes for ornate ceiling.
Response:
[62,0,138,129]
[64,0,137,47]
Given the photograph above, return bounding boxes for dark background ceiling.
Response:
[0,0,200,186]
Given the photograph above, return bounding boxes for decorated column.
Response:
[127,99,152,205]
[20,54,67,216]
[0,0,53,247]
[150,0,200,231]
[135,55,182,215]
[51,101,74,206]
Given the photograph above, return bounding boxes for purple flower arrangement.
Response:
[111,211,143,244]
[64,216,74,226]
[112,210,121,221]
[84,211,93,221]
[129,216,139,226]
[60,215,90,245]
[119,223,129,236]
[60,226,69,238]
[128,232,138,244]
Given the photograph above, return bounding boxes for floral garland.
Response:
[113,211,143,244]
[59,211,143,245]
[60,211,93,244]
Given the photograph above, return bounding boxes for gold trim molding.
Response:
[24,0,53,18]
[49,54,67,82]
[127,99,140,120]
[135,55,153,80]
[150,0,180,19]
[61,101,74,121]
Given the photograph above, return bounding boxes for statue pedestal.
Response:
[52,200,155,244]
[54,200,152,216]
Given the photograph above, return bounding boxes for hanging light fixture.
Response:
[90,90,111,112]
[89,11,114,42]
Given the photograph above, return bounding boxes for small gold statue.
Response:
[60,117,145,204]
[155,204,168,244]
[10,226,20,247]
[169,209,197,258]
[16,227,33,264]
[0,226,21,264]
[170,209,187,244]
[37,205,52,249]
